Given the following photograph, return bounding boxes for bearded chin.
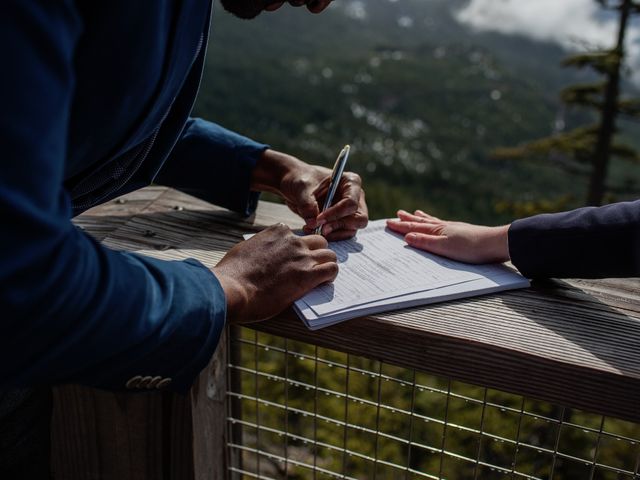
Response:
[219,0,264,19]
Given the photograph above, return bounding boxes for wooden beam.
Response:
[75,187,640,421]
[55,186,640,480]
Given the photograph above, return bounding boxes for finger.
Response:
[300,234,329,250]
[322,212,368,237]
[316,174,362,224]
[311,261,339,284]
[405,233,451,256]
[307,0,332,13]
[302,225,325,236]
[312,248,338,264]
[294,190,321,227]
[415,210,441,222]
[386,220,443,236]
[325,229,358,242]
[317,196,359,225]
[265,1,285,11]
[311,175,331,199]
[397,210,433,224]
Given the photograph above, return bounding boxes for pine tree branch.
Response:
[563,51,621,76]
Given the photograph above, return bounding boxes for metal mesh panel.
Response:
[227,328,640,480]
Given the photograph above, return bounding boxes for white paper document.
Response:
[244,219,529,330]
[303,222,491,315]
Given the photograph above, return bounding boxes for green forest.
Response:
[195,0,640,224]
[195,1,640,478]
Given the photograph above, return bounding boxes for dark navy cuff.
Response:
[156,117,268,216]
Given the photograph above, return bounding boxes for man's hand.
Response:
[251,149,368,241]
[386,210,511,264]
[263,0,333,14]
[212,224,338,324]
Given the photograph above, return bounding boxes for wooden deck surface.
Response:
[74,186,640,423]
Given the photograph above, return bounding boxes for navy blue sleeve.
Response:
[0,0,225,392]
[156,118,268,217]
[508,200,640,279]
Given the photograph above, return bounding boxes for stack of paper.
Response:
[293,220,529,330]
[246,220,529,330]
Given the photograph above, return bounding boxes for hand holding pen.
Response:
[311,145,368,240]
[250,147,368,241]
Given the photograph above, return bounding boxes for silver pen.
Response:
[315,145,351,235]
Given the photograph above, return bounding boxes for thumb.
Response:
[405,233,450,257]
[292,187,320,227]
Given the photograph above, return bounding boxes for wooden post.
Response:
[191,330,229,480]
[51,330,229,480]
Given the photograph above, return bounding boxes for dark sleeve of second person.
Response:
[508,200,640,279]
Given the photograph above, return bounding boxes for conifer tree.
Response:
[493,0,640,206]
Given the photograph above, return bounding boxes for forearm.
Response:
[1,224,226,391]
[482,224,511,263]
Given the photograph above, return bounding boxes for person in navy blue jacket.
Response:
[386,200,640,278]
[0,0,368,476]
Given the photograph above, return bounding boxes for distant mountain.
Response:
[194,0,639,222]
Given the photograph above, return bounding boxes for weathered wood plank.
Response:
[88,187,640,421]
[51,386,194,479]
[191,330,229,480]
[72,186,168,241]
[251,306,640,423]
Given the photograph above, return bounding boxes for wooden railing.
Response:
[52,187,640,479]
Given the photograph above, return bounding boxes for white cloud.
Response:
[344,0,367,21]
[455,0,640,85]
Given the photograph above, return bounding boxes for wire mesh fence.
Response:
[226,327,640,480]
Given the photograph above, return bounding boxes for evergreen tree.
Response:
[493,0,640,206]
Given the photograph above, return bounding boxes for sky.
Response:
[455,0,640,85]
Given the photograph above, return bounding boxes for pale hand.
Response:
[251,149,368,241]
[212,224,338,324]
[386,210,511,264]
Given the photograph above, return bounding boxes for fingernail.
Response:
[323,224,333,236]
[316,218,327,226]
[406,233,416,242]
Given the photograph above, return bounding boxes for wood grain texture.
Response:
[79,188,640,421]
[51,386,193,480]
[57,186,640,480]
[191,330,229,480]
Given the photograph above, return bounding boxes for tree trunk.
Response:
[586,0,632,205]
